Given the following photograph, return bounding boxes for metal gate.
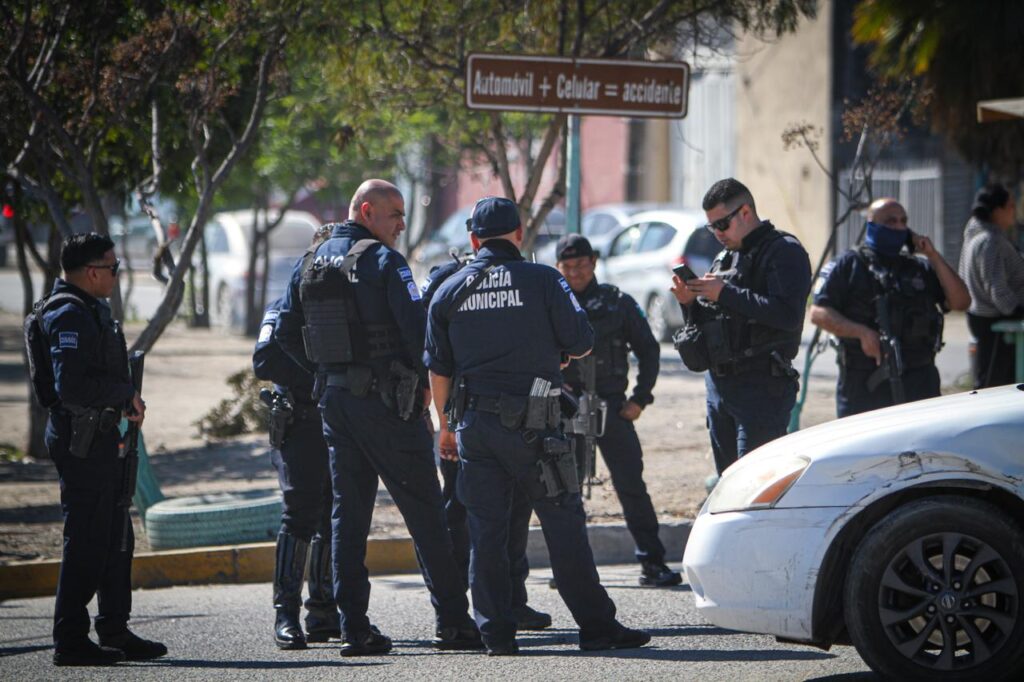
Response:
[836,163,942,256]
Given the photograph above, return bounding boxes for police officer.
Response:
[37,234,166,666]
[275,180,479,656]
[671,178,811,475]
[425,196,651,655]
[421,256,551,630]
[810,198,970,417]
[252,225,339,649]
[554,234,680,588]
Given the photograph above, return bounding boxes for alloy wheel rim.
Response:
[877,531,1019,672]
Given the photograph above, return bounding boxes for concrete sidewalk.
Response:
[0,521,691,601]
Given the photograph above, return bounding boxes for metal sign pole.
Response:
[566,114,581,234]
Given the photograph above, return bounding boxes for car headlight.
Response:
[707,454,809,514]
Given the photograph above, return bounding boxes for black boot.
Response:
[639,561,683,587]
[273,531,309,650]
[304,532,341,643]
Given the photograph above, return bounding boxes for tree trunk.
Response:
[194,229,211,328]
[243,193,267,337]
[12,186,49,460]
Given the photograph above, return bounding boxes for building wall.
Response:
[453,116,629,220]
[735,1,833,263]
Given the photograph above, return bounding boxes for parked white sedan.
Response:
[683,385,1024,681]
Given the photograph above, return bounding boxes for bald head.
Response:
[867,198,909,230]
[349,179,406,247]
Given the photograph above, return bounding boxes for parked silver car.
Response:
[598,209,722,341]
[204,209,320,332]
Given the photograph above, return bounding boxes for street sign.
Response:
[466,53,689,118]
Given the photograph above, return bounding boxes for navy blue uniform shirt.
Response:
[253,296,316,403]
[275,221,429,383]
[814,248,945,369]
[43,279,133,409]
[424,239,593,396]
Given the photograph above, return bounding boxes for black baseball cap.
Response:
[555,233,595,261]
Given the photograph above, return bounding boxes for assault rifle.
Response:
[119,350,145,552]
[866,292,906,404]
[563,355,607,499]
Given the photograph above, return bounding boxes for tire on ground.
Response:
[844,495,1024,682]
[145,490,282,550]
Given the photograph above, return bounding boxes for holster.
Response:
[268,401,292,448]
[268,398,294,450]
[388,360,420,421]
[445,376,467,431]
[67,406,101,459]
[534,435,579,498]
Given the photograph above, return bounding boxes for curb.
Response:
[0,521,691,601]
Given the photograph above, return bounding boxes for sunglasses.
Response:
[87,259,121,275]
[705,205,744,232]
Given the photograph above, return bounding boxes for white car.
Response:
[204,209,320,331]
[683,386,1024,681]
[599,209,721,341]
[532,202,670,266]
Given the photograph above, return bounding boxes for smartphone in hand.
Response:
[672,263,698,282]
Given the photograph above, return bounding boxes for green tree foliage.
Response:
[331,0,816,248]
[853,0,1024,177]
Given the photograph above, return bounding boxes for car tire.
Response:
[145,490,282,550]
[844,496,1024,681]
[646,293,671,342]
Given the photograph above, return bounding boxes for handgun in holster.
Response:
[259,388,294,449]
[445,376,467,431]
[535,435,580,497]
[389,360,420,421]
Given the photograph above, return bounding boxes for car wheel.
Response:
[646,293,670,342]
[844,496,1024,681]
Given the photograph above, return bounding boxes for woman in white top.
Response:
[958,183,1024,388]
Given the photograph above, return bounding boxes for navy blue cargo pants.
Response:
[320,386,469,636]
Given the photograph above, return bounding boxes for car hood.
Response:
[736,385,1024,507]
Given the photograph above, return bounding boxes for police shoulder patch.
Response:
[58,331,78,349]
[407,281,422,301]
[260,309,280,326]
[398,267,414,283]
[568,292,583,312]
[258,324,274,343]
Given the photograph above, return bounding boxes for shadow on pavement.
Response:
[137,658,390,669]
[0,644,52,657]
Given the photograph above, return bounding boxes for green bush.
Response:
[194,369,270,439]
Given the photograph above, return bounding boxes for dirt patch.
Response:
[0,311,844,564]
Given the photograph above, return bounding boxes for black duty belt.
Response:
[325,372,378,391]
[466,394,503,414]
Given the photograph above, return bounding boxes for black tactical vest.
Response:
[585,284,630,381]
[298,237,401,366]
[699,229,803,365]
[853,247,944,365]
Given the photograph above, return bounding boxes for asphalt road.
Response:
[0,564,875,680]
